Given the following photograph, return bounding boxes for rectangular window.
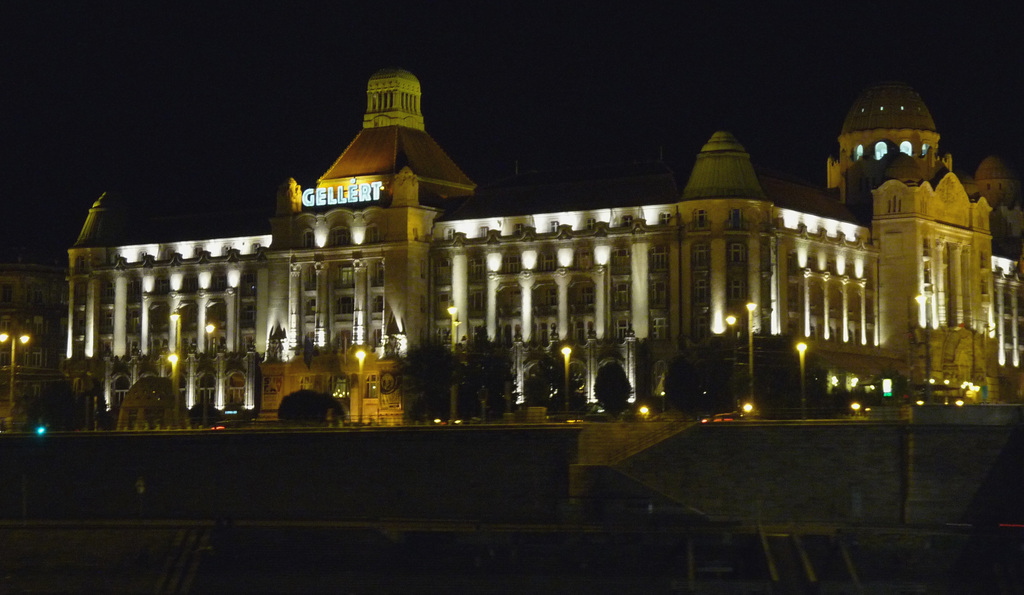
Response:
[1,284,13,303]
[659,212,672,225]
[469,258,484,281]
[338,296,354,315]
[585,218,597,230]
[650,245,668,271]
[470,291,484,312]
[478,226,489,238]
[575,249,593,270]
[728,208,744,230]
[613,283,630,310]
[616,319,630,340]
[650,281,667,307]
[540,253,556,272]
[549,221,559,233]
[693,278,709,303]
[373,296,384,312]
[728,242,747,263]
[339,266,354,287]
[620,215,633,228]
[692,243,709,268]
[241,273,257,297]
[693,209,708,229]
[502,254,521,274]
[513,223,525,236]
[652,317,668,339]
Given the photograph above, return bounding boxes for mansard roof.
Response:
[441,162,678,221]
[755,167,860,224]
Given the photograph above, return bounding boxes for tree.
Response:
[459,339,513,419]
[398,342,458,422]
[594,363,631,416]
[277,390,343,422]
[25,381,79,431]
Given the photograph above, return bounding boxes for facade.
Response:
[64,73,1024,423]
[0,258,68,420]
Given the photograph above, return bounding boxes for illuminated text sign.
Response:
[302,181,383,208]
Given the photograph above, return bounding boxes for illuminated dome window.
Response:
[921,144,930,157]
[874,141,888,160]
[854,144,864,161]
[899,141,912,156]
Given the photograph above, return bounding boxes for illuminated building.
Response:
[65,74,1024,420]
[0,257,67,420]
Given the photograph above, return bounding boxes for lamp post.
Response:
[725,315,738,409]
[447,306,459,350]
[355,349,366,424]
[915,295,932,404]
[169,312,181,427]
[0,332,30,408]
[746,302,756,407]
[796,342,807,419]
[561,346,572,413]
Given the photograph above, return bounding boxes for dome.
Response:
[955,171,980,198]
[363,68,425,131]
[681,131,766,200]
[975,155,1018,182]
[841,82,936,134]
[884,154,922,184]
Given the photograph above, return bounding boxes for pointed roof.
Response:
[319,126,474,199]
[681,131,766,201]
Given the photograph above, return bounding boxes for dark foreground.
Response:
[0,520,1020,593]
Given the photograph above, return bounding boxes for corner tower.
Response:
[363,68,425,131]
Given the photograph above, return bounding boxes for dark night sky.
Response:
[3,3,1023,260]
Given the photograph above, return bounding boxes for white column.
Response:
[841,277,849,343]
[315,261,327,347]
[997,282,1006,366]
[288,263,301,352]
[859,281,867,345]
[215,353,226,409]
[747,232,761,332]
[225,288,237,352]
[822,273,831,340]
[1013,286,1020,367]
[486,273,499,341]
[592,265,607,339]
[354,260,368,345]
[141,294,151,354]
[113,275,127,357]
[803,270,811,338]
[952,244,963,326]
[66,280,76,358]
[85,278,99,358]
[710,238,726,332]
[452,252,468,344]
[555,268,569,339]
[196,291,209,352]
[630,241,649,339]
[519,272,535,342]
[935,240,947,326]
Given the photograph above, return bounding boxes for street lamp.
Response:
[561,346,572,413]
[915,295,933,404]
[746,302,756,408]
[202,323,216,427]
[796,342,807,419]
[0,332,30,407]
[354,349,366,424]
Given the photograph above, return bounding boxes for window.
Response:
[157,278,170,294]
[613,283,630,309]
[652,317,668,339]
[435,258,452,283]
[373,296,384,312]
[692,243,709,268]
[650,281,667,307]
[620,215,633,228]
[581,285,595,307]
[650,245,668,271]
[329,227,350,246]
[502,254,521,274]
[102,282,115,302]
[478,226,489,238]
[339,266,354,287]
[445,228,455,240]
[899,141,912,156]
[728,278,747,302]
[854,144,864,161]
[338,297,354,314]
[549,220,559,233]
[921,144,930,157]
[513,223,525,236]
[611,248,630,269]
[364,226,380,243]
[874,141,887,160]
[470,291,484,312]
[693,209,708,229]
[469,257,484,281]
[659,212,672,225]
[585,218,597,230]
[182,275,199,293]
[539,252,557,272]
[0,285,10,303]
[728,242,747,263]
[240,304,256,327]
[302,230,316,248]
[575,249,593,269]
[241,272,257,297]
[616,319,630,340]
[693,278,709,303]
[727,209,744,230]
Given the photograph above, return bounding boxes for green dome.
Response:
[681,131,766,200]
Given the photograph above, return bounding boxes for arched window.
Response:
[920,144,930,157]
[302,230,315,248]
[874,142,887,160]
[899,141,912,156]
[227,372,245,404]
[853,145,864,161]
